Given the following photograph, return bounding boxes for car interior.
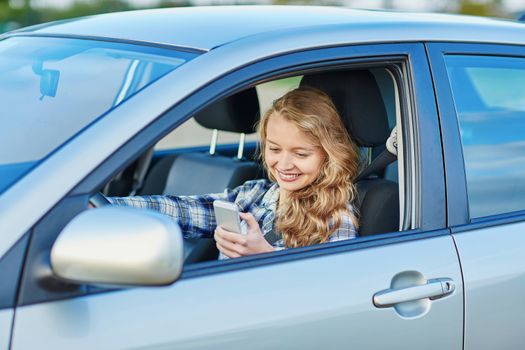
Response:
[100,66,403,264]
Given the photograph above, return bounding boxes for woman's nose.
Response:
[277,153,294,169]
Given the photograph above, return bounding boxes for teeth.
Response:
[278,171,299,180]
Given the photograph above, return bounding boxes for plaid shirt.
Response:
[109,179,358,256]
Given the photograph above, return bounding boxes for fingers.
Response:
[214,228,246,256]
[215,226,247,245]
[214,215,271,258]
[239,212,258,228]
[216,241,241,258]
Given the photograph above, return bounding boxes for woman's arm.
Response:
[109,190,238,239]
[108,179,270,239]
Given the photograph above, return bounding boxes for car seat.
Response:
[140,88,262,196]
[300,70,399,236]
[140,88,262,262]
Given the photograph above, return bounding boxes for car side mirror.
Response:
[50,206,184,287]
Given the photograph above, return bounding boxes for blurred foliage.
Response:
[25,0,138,26]
[0,0,33,31]
[0,0,139,31]
[272,0,341,5]
[457,0,506,17]
[158,0,192,7]
[0,0,196,32]
[39,0,133,22]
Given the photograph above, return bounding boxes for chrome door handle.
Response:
[373,278,455,308]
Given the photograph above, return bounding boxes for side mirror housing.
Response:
[50,206,184,287]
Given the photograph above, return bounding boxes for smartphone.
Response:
[213,200,243,234]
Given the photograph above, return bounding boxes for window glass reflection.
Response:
[445,55,525,218]
[0,36,193,193]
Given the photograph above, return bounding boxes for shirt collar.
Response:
[261,182,279,211]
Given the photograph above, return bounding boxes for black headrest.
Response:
[300,70,390,147]
[194,88,260,134]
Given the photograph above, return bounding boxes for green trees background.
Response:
[0,0,191,31]
[0,0,519,33]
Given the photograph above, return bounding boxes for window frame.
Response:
[427,42,525,228]
[20,42,446,305]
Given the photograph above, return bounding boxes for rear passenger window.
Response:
[444,55,525,218]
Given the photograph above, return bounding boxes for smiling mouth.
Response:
[277,170,301,181]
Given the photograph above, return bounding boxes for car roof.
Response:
[9,6,525,51]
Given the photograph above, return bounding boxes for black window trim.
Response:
[20,42,446,305]
[0,233,29,310]
[427,42,525,230]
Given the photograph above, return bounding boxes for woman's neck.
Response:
[278,189,289,208]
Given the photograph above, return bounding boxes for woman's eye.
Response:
[296,153,309,158]
[269,147,280,152]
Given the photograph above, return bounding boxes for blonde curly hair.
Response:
[258,87,360,248]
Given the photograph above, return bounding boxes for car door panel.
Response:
[453,223,525,350]
[11,235,462,350]
[428,42,525,349]
[0,309,13,350]
[9,41,451,348]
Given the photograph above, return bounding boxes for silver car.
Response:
[1,6,525,349]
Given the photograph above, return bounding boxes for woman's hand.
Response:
[214,212,275,258]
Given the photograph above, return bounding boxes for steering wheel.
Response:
[89,192,111,208]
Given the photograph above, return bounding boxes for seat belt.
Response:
[264,229,282,245]
[129,148,154,195]
[356,126,398,182]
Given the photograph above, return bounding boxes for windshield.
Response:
[0,36,194,194]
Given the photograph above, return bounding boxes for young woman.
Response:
[109,87,360,259]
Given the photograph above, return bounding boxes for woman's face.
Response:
[265,113,326,194]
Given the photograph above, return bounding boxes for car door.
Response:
[11,237,462,350]
[10,43,463,350]
[428,42,525,349]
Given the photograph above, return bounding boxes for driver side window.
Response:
[102,66,405,265]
